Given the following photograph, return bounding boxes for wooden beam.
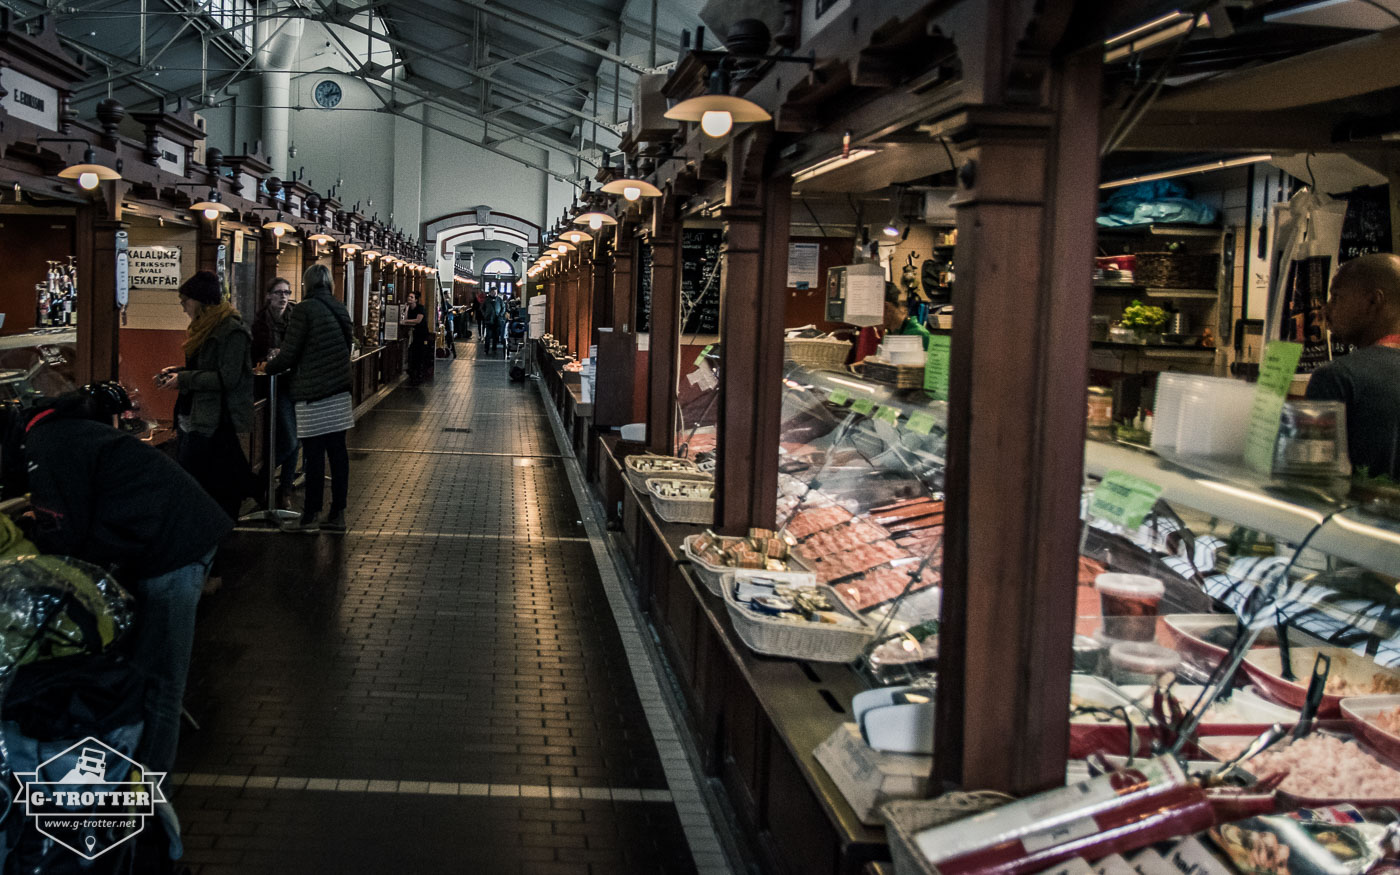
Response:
[75,207,123,385]
[714,126,788,535]
[935,48,1101,796]
[645,206,680,456]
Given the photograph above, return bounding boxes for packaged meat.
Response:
[1210,805,1391,875]
[913,756,1214,875]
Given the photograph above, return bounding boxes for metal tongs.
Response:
[1205,653,1331,786]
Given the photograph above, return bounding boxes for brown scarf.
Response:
[184,301,237,358]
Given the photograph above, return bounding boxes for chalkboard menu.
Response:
[681,228,722,336]
[1340,184,1391,262]
[636,241,653,333]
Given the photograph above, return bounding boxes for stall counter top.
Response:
[606,446,884,852]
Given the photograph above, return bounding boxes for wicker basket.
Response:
[722,580,874,662]
[1133,251,1218,290]
[786,337,853,371]
[625,454,710,492]
[856,359,926,389]
[682,535,813,596]
[883,792,1017,875]
[646,478,715,525]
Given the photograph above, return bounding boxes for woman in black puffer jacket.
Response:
[265,264,355,533]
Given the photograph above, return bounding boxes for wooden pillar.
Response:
[611,226,636,333]
[259,230,281,304]
[332,246,346,303]
[933,48,1101,796]
[645,204,681,456]
[714,127,787,535]
[197,219,221,273]
[591,247,609,345]
[75,207,123,384]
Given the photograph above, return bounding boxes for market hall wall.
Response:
[119,221,199,423]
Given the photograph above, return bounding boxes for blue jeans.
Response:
[131,549,214,775]
[275,390,299,489]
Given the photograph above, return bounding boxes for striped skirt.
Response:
[294,391,355,439]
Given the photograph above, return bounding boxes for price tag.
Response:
[906,411,936,435]
[852,397,875,415]
[1088,470,1164,529]
[693,344,715,367]
[1243,341,1304,474]
[924,334,951,400]
[828,389,850,406]
[875,405,900,425]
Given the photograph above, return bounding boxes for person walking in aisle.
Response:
[401,290,430,383]
[156,270,256,517]
[264,263,355,533]
[442,303,457,358]
[156,270,254,594]
[252,277,299,509]
[483,292,506,355]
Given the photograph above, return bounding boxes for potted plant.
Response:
[1120,299,1169,344]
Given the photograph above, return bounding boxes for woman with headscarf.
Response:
[156,270,255,520]
[265,263,355,533]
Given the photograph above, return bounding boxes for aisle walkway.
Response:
[172,346,721,874]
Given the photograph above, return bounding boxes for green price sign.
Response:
[906,411,936,435]
[924,335,951,401]
[693,344,715,367]
[1243,341,1304,475]
[828,389,850,406]
[875,405,900,425]
[852,397,875,415]
[1088,470,1164,529]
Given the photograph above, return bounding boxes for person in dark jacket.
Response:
[401,290,430,384]
[265,263,355,533]
[252,277,299,508]
[155,270,255,520]
[3,383,230,778]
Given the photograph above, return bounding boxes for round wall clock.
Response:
[313,79,343,109]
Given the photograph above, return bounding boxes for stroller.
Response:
[505,317,528,356]
[508,320,532,383]
[0,552,149,874]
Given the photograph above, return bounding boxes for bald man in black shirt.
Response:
[1307,253,1400,480]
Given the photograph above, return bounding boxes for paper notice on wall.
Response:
[233,230,244,263]
[384,305,400,341]
[345,259,356,318]
[787,242,820,289]
[844,263,885,326]
[360,266,371,324]
[128,246,182,289]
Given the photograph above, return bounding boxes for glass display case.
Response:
[1070,426,1400,801]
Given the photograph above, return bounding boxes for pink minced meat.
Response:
[1233,735,1400,799]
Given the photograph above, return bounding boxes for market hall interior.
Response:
[172,350,726,874]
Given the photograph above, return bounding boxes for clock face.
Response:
[314,80,343,109]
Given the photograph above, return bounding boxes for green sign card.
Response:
[1243,341,1304,474]
[1088,470,1164,529]
[693,344,715,367]
[828,389,850,406]
[852,397,875,415]
[906,411,936,435]
[924,335,951,401]
[875,405,900,425]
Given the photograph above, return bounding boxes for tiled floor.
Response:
[175,343,722,874]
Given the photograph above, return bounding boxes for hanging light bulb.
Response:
[700,110,733,138]
[600,167,660,201]
[882,218,901,238]
[191,189,231,221]
[565,229,592,245]
[664,66,770,139]
[57,146,122,189]
[573,211,616,231]
[263,213,296,237]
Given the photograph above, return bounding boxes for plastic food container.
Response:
[1274,399,1350,478]
[1107,642,1181,686]
[1094,573,1165,642]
